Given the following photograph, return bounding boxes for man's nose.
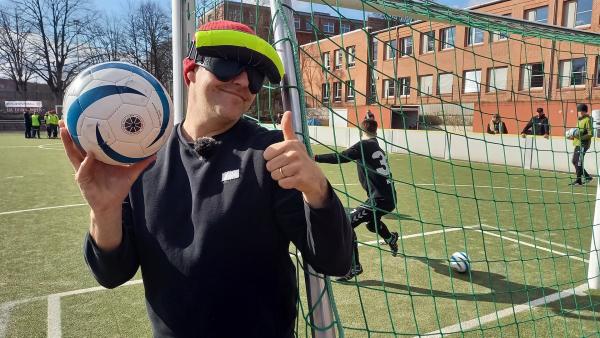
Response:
[231,70,250,88]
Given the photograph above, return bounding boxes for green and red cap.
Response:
[184,20,284,89]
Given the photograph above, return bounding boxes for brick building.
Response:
[300,0,600,135]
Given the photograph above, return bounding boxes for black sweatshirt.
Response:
[84,119,352,337]
[314,138,395,204]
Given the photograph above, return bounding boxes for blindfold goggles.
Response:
[188,45,265,94]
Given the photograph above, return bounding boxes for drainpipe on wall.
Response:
[546,0,559,102]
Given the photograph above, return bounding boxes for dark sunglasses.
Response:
[188,44,265,94]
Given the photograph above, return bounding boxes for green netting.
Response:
[195,0,600,336]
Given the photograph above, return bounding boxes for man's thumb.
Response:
[281,111,296,141]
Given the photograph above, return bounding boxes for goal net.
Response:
[181,0,600,336]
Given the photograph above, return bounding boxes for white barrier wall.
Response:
[307,125,600,175]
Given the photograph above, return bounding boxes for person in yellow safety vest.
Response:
[45,110,59,138]
[31,111,41,138]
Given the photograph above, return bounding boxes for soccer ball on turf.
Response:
[565,128,579,139]
[63,62,173,165]
[450,251,470,273]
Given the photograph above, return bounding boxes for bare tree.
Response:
[88,13,125,63]
[0,5,35,99]
[16,0,96,103]
[122,1,171,85]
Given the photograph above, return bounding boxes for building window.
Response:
[322,52,330,70]
[525,6,548,24]
[346,46,356,67]
[228,8,241,21]
[383,79,395,98]
[492,14,511,41]
[398,77,410,96]
[345,80,355,101]
[334,49,342,69]
[294,16,300,30]
[333,82,342,101]
[341,23,351,33]
[487,67,508,92]
[323,21,335,34]
[563,0,592,28]
[384,40,397,60]
[371,40,378,65]
[466,28,484,46]
[322,83,330,102]
[463,69,481,93]
[440,27,455,50]
[400,36,413,57]
[438,73,453,94]
[418,75,433,96]
[369,80,377,103]
[559,58,587,87]
[596,57,600,86]
[521,63,544,89]
[421,31,435,53]
[306,20,312,31]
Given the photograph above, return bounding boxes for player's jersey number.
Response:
[372,150,390,176]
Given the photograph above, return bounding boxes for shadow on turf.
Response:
[358,257,600,320]
[343,207,417,222]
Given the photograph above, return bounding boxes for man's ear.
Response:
[183,57,197,86]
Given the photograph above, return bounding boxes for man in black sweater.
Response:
[314,118,398,282]
[60,21,352,337]
[521,107,550,138]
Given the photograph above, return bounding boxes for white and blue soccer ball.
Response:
[565,128,579,139]
[450,251,470,273]
[63,62,173,165]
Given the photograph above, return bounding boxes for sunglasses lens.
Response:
[202,57,245,82]
[198,56,265,94]
[246,67,265,94]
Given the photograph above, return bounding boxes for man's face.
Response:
[190,66,256,123]
[537,110,543,117]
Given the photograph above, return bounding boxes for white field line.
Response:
[45,280,143,338]
[1,224,590,337]
[47,296,61,338]
[480,224,585,255]
[0,203,87,216]
[420,284,589,338]
[419,228,590,338]
[6,228,467,337]
[331,183,596,196]
[3,176,23,179]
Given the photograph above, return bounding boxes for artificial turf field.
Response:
[1,130,600,337]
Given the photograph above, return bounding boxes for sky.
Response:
[91,0,491,16]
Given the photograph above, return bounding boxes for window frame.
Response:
[341,23,351,33]
[563,0,592,28]
[520,63,545,90]
[463,69,482,93]
[383,79,396,98]
[525,6,548,24]
[421,31,435,54]
[559,58,587,88]
[322,83,330,102]
[322,52,330,71]
[398,77,411,96]
[323,21,335,34]
[400,36,413,57]
[345,80,355,101]
[418,75,433,96]
[294,16,301,30]
[487,67,508,92]
[440,27,455,50]
[437,73,454,95]
[384,39,397,60]
[346,46,356,68]
[466,27,484,46]
[334,49,342,69]
[333,81,342,101]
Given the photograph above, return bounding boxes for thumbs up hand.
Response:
[264,111,329,208]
